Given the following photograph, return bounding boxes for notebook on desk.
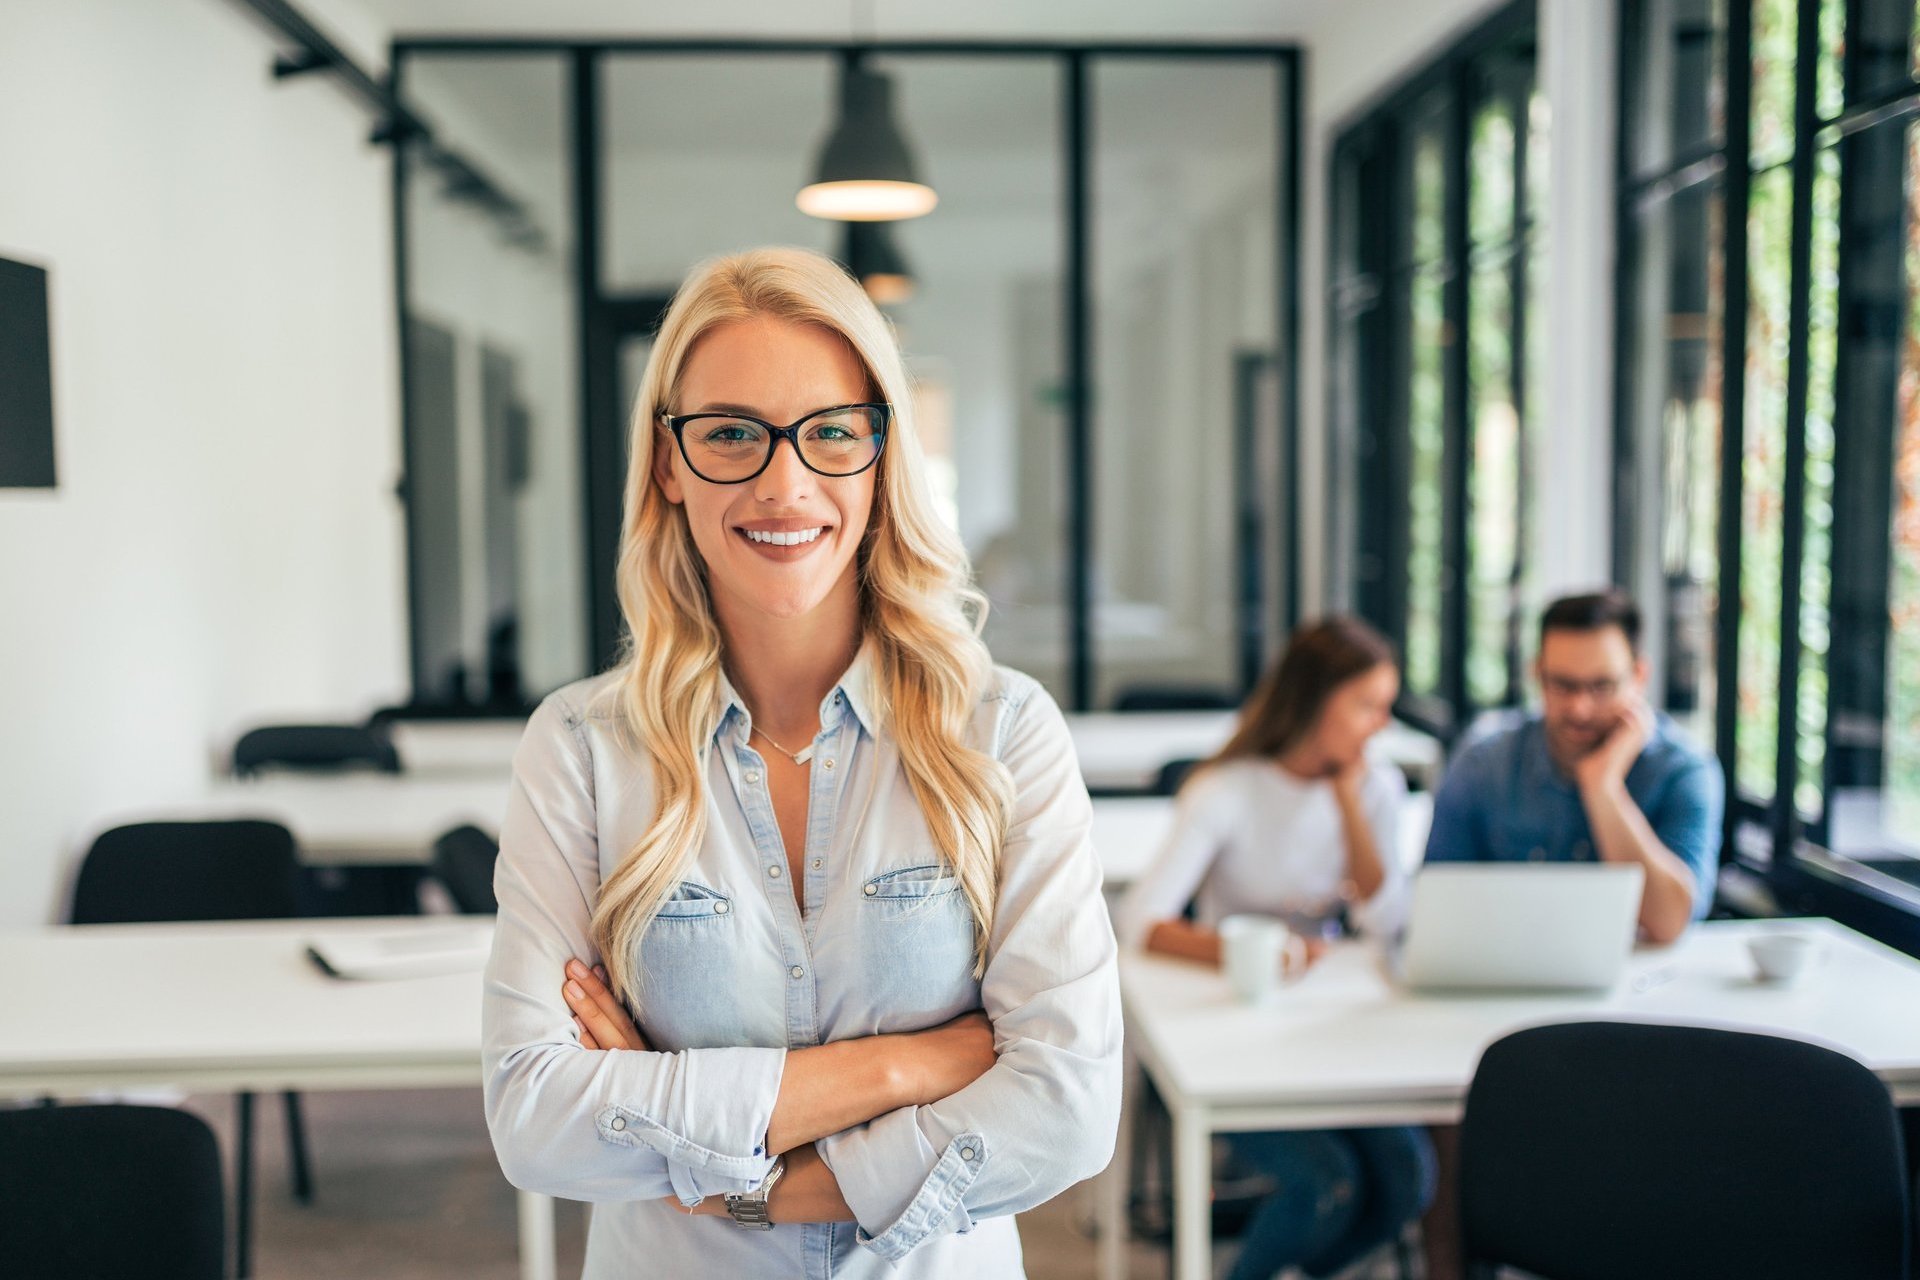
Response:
[1393,863,1644,992]
[305,922,493,981]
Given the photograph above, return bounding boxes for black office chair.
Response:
[1152,757,1203,796]
[1112,684,1241,712]
[1460,1021,1911,1280]
[72,821,315,1278]
[0,1103,225,1279]
[432,823,500,914]
[232,723,400,776]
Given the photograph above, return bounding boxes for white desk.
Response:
[1067,712,1238,792]
[1067,712,1443,793]
[386,718,529,776]
[1091,796,1178,887]
[134,774,511,866]
[1096,918,1920,1280]
[0,917,555,1280]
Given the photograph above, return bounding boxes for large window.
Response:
[394,41,1300,712]
[1330,2,1544,735]
[1620,0,1920,944]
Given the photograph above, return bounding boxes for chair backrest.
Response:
[432,823,500,914]
[72,820,298,924]
[1460,1020,1910,1280]
[232,723,400,777]
[0,1104,225,1279]
[1152,757,1203,796]
[1112,684,1241,713]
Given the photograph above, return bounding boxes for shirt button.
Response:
[960,1146,976,1161]
[864,883,878,896]
[744,769,761,784]
[768,865,782,879]
[1529,847,1546,862]
[713,900,730,915]
[789,965,805,979]
[823,759,836,771]
[811,858,823,870]
[610,1116,627,1132]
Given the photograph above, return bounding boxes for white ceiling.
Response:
[368,0,1336,42]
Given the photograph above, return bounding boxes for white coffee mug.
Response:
[1748,931,1820,985]
[1219,914,1290,1003]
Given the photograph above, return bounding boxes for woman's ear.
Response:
[652,429,685,505]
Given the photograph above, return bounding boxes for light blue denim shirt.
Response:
[481,646,1122,1278]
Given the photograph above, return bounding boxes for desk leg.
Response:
[1171,1102,1211,1280]
[1097,1053,1141,1280]
[517,1189,557,1280]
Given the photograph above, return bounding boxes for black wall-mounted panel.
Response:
[0,256,56,489]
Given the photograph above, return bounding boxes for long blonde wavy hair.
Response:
[591,246,1015,1006]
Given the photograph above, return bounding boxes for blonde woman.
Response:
[481,247,1120,1277]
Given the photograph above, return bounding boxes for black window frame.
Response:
[1328,0,1543,743]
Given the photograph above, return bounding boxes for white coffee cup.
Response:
[1748,931,1820,985]
[1219,914,1290,1003]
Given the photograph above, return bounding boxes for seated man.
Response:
[1423,589,1724,943]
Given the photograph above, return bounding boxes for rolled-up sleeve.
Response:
[814,683,1124,1261]
[481,692,786,1205]
[1647,751,1725,920]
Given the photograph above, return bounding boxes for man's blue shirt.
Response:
[1422,710,1725,918]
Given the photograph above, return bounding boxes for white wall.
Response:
[0,0,405,926]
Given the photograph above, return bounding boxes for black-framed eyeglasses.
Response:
[660,403,891,484]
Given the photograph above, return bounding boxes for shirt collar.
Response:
[711,638,880,745]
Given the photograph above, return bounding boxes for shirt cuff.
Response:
[590,1044,785,1206]
[817,1112,988,1261]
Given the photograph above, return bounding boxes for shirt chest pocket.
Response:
[857,863,979,1027]
[636,881,749,1047]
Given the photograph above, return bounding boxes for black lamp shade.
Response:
[798,65,937,221]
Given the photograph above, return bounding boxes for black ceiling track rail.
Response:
[231,0,546,252]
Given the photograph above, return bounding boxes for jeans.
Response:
[1222,1125,1436,1280]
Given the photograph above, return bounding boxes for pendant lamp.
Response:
[798,59,937,221]
[841,220,914,305]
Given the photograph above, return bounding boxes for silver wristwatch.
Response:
[724,1154,786,1229]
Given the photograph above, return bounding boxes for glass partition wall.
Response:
[394,42,1300,711]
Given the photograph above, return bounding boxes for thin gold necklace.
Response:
[752,724,814,766]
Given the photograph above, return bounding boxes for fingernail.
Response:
[566,959,584,977]
[565,980,584,1000]
[594,965,608,981]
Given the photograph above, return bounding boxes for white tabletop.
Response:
[1121,917,1920,1121]
[1066,711,1443,793]
[1066,711,1239,792]
[1090,796,1178,887]
[134,773,512,866]
[386,718,529,776]
[0,917,488,1096]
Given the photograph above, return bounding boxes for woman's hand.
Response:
[563,958,650,1052]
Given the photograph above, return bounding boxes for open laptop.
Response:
[1395,863,1645,992]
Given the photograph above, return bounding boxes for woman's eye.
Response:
[809,424,854,440]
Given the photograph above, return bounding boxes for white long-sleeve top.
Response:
[1113,755,1409,948]
[480,646,1122,1278]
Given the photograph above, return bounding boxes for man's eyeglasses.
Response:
[1539,673,1628,701]
[660,403,890,484]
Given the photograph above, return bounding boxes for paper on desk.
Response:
[305,922,493,981]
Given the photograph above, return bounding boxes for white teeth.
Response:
[744,527,825,547]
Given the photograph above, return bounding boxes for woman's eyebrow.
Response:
[690,402,766,416]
